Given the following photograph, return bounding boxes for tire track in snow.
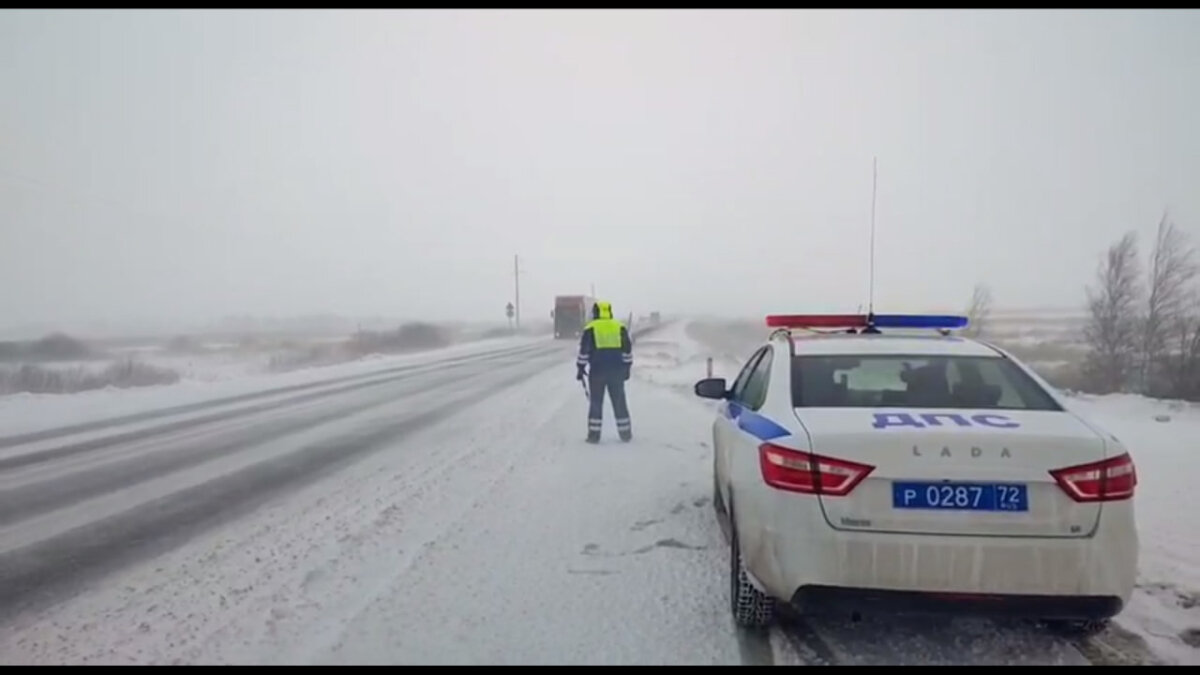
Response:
[0,342,556,471]
[0,348,558,525]
[734,628,776,665]
[774,611,843,665]
[0,340,552,452]
[0,345,544,526]
[0,348,566,624]
[276,376,584,665]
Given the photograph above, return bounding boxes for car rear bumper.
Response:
[735,498,1138,618]
[789,585,1124,621]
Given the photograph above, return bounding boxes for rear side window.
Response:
[791,354,1063,411]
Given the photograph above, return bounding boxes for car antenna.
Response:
[862,157,881,335]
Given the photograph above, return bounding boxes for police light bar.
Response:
[765,314,868,329]
[871,314,969,330]
[765,314,969,330]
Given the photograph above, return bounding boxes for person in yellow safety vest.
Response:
[576,300,634,443]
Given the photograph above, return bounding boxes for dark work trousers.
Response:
[587,370,632,442]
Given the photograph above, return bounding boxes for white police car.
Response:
[694,313,1139,633]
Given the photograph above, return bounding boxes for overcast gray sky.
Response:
[2,9,1197,330]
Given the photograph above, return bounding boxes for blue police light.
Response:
[869,314,969,330]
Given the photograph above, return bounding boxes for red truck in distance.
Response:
[552,295,594,339]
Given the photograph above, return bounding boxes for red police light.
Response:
[765,314,869,329]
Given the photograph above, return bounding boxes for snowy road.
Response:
[0,341,568,623]
[0,322,1185,665]
[0,330,751,665]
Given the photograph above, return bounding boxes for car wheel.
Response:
[729,513,775,628]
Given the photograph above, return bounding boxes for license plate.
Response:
[892,482,1028,512]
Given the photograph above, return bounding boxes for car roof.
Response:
[782,332,1003,358]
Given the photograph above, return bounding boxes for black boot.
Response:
[586,434,600,444]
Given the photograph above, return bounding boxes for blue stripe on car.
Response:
[726,401,790,441]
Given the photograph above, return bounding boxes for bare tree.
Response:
[1161,308,1200,400]
[1082,232,1143,393]
[1139,212,1197,394]
[964,284,993,338]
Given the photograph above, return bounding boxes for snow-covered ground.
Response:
[1062,393,1200,664]
[0,334,549,439]
[8,348,295,384]
[629,325,743,395]
[0,322,747,665]
[0,320,1196,665]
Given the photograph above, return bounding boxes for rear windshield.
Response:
[791,354,1063,411]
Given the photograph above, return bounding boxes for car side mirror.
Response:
[694,377,729,400]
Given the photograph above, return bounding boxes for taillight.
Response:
[1049,453,1137,503]
[758,443,874,496]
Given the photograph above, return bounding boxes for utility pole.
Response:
[590,282,596,297]
[513,254,521,329]
[868,156,878,315]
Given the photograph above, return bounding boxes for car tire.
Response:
[729,513,775,629]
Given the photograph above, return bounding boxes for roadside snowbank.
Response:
[1066,393,1200,665]
[632,320,745,395]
